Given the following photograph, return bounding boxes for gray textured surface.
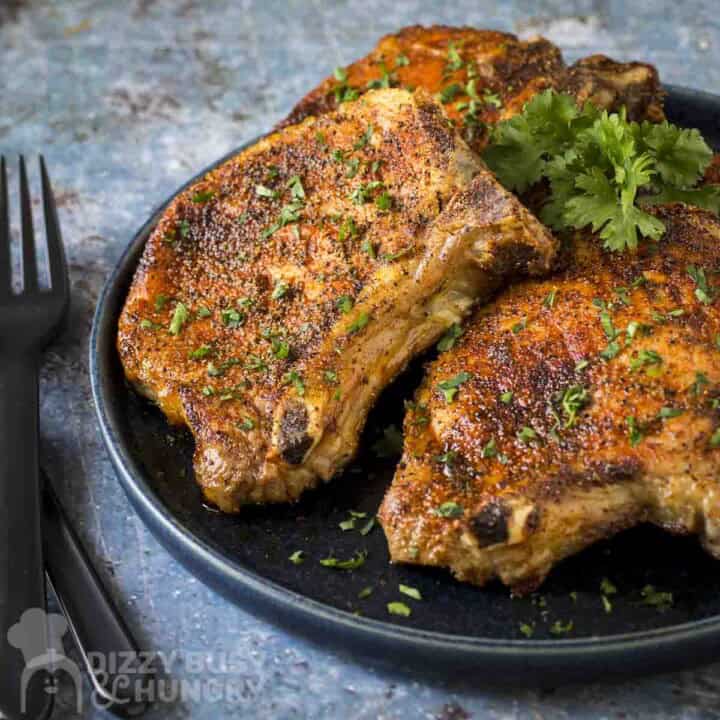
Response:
[1,0,720,717]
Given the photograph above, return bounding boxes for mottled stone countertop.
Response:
[2,1,720,718]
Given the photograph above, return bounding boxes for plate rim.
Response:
[89,84,720,676]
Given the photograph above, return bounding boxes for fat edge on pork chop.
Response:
[380,205,720,594]
[117,88,557,513]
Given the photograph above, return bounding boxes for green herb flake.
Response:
[658,406,684,419]
[354,124,373,150]
[189,344,213,360]
[710,428,720,448]
[550,620,574,636]
[640,585,673,611]
[375,191,393,211]
[437,323,464,352]
[500,391,514,404]
[387,601,411,617]
[399,584,422,601]
[271,281,289,301]
[439,83,463,104]
[169,302,189,335]
[338,217,358,242]
[560,385,589,428]
[196,305,212,319]
[320,550,367,570]
[437,371,472,403]
[221,307,245,328]
[333,66,348,82]
[481,437,497,459]
[191,189,214,203]
[687,264,715,305]
[282,370,305,396]
[517,426,537,443]
[289,550,305,565]
[519,623,535,638]
[543,288,557,309]
[255,184,278,199]
[433,502,463,518]
[627,416,644,447]
[239,418,255,431]
[600,577,618,595]
[347,311,370,335]
[358,586,374,599]
[337,295,354,314]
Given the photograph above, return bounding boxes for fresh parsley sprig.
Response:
[483,90,720,252]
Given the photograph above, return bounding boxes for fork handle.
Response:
[0,355,53,720]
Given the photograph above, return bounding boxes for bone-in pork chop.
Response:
[118,88,557,512]
[379,205,720,593]
[281,25,664,151]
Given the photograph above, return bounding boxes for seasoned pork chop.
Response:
[380,205,720,593]
[118,89,557,512]
[281,25,664,151]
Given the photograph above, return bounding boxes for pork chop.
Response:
[280,25,664,152]
[118,88,557,512]
[379,204,720,593]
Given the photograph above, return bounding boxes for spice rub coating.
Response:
[281,25,664,152]
[118,88,557,512]
[380,205,720,593]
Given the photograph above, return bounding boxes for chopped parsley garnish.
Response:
[271,281,289,300]
[519,623,535,638]
[437,371,472,403]
[359,517,376,536]
[262,201,304,238]
[387,602,411,617]
[687,264,715,304]
[178,219,190,238]
[399,584,422,601]
[189,344,213,360]
[336,295,354,314]
[511,317,527,334]
[358,586,374,599]
[691,371,710,396]
[575,359,590,371]
[354,124,373,150]
[437,323,463,352]
[272,339,290,359]
[395,53,409,67]
[347,312,370,335]
[710,428,720,448]
[320,550,367,570]
[445,42,464,72]
[283,370,305,396]
[323,369,339,384]
[483,89,502,108]
[550,620,574,636]
[333,66,348,82]
[543,289,557,309]
[601,577,618,595]
[245,354,268,373]
[155,294,169,311]
[289,550,305,565]
[560,385,589,428]
[500,391,513,404]
[140,319,160,330]
[627,416,643,447]
[439,83,463,104]
[433,502,463,518]
[434,450,457,466]
[255,184,278,199]
[658,406,684,419]
[169,302,189,335]
[191,190,214,203]
[239,418,255,431]
[482,90,720,252]
[600,341,621,361]
[221,307,245,328]
[639,585,673,611]
[481,437,497,459]
[517,426,537,443]
[375,191,393,211]
[361,239,376,259]
[286,174,305,200]
[338,217,358,241]
[630,349,662,373]
[196,305,212,318]
[350,180,383,205]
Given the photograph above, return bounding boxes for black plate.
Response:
[91,86,720,686]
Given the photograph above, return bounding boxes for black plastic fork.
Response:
[0,157,69,720]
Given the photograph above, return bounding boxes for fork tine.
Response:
[19,155,38,292]
[0,157,10,293]
[39,157,67,295]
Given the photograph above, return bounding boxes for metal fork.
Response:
[0,156,69,720]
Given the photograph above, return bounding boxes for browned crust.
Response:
[380,205,720,591]
[280,25,664,152]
